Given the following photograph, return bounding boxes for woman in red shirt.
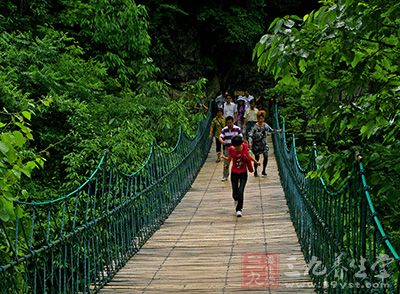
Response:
[222,135,259,217]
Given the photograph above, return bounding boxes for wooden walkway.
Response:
[100,139,315,293]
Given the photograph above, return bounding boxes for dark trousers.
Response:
[223,146,230,178]
[215,137,222,153]
[254,151,268,174]
[230,172,248,212]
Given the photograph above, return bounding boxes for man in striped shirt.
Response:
[219,116,242,181]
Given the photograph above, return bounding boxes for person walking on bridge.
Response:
[221,135,259,217]
[215,91,226,110]
[219,116,242,181]
[235,97,246,129]
[209,108,226,162]
[243,98,258,140]
[248,110,280,177]
[223,94,236,120]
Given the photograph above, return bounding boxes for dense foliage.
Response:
[0,0,206,223]
[254,0,400,247]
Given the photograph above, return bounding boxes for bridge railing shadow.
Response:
[272,103,400,294]
[0,109,212,293]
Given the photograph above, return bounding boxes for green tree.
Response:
[0,0,201,199]
[254,0,400,245]
[0,107,45,222]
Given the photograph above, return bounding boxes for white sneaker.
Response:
[236,211,242,217]
[221,177,228,182]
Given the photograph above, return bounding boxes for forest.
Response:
[0,0,399,262]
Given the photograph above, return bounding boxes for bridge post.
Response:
[355,153,367,259]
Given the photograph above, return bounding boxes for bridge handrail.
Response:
[272,103,400,293]
[14,153,107,206]
[0,107,213,293]
[359,160,400,260]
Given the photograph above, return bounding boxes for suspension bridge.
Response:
[99,136,314,293]
[1,105,399,293]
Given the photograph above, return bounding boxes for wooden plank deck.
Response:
[100,138,315,293]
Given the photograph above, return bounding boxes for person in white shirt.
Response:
[243,98,258,140]
[214,91,226,110]
[243,91,254,110]
[223,94,237,120]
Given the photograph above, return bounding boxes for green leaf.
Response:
[18,161,38,178]
[13,131,26,148]
[299,59,307,73]
[12,169,21,178]
[0,142,9,155]
[36,157,45,168]
[0,198,15,222]
[360,122,380,139]
[330,171,341,185]
[21,111,31,121]
[289,15,302,21]
[26,133,34,140]
[21,189,29,198]
[15,206,24,218]
[351,51,364,68]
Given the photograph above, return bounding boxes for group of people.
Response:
[208,91,280,218]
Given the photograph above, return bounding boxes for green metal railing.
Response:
[0,111,212,293]
[272,104,400,293]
